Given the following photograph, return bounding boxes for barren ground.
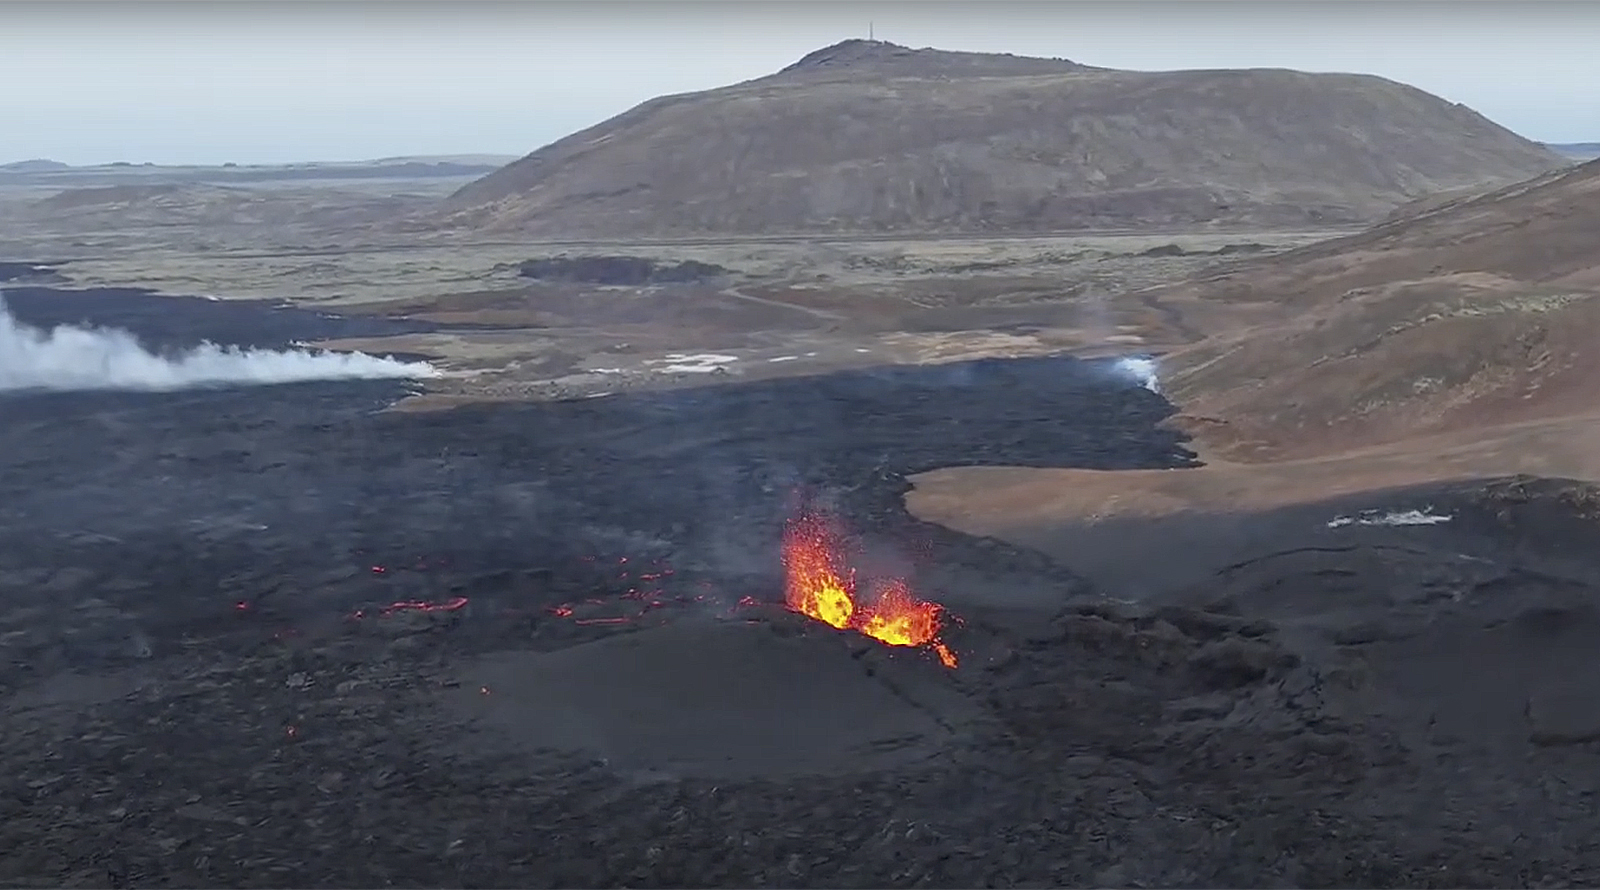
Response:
[7,164,1600,887]
[0,164,1335,403]
[8,291,1600,888]
[909,159,1600,561]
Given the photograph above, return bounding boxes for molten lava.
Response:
[782,509,958,668]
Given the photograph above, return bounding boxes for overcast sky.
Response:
[3,1,1596,166]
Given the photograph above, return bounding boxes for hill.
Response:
[1548,142,1600,160]
[439,39,1563,237]
[0,159,70,173]
[901,157,1600,610]
[1158,157,1600,461]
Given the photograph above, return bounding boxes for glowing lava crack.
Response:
[782,509,959,668]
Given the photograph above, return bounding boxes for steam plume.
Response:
[0,295,437,392]
[1113,356,1161,393]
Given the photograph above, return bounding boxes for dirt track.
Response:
[6,291,1600,887]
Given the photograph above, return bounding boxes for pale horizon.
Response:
[3,0,1597,167]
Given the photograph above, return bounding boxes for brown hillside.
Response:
[1159,158,1600,461]
[902,158,1600,604]
[440,39,1563,238]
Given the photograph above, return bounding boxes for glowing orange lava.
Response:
[781,509,958,668]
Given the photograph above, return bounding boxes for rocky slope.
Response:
[1160,158,1600,460]
[440,39,1564,237]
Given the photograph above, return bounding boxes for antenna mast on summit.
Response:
[869,21,874,40]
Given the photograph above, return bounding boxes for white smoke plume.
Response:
[1113,356,1161,394]
[0,295,437,392]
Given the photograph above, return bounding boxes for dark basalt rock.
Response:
[5,287,1600,888]
[0,261,66,284]
[517,255,730,286]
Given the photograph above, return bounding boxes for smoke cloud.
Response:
[1112,356,1161,394]
[0,295,437,392]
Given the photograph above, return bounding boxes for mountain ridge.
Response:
[439,40,1564,237]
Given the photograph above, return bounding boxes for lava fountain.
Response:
[782,508,959,668]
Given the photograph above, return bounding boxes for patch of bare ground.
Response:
[905,160,1600,591]
[907,412,1600,591]
[211,230,1313,409]
[1154,158,1600,463]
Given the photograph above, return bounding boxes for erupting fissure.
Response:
[782,508,959,668]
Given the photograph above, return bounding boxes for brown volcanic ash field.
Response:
[6,292,1600,886]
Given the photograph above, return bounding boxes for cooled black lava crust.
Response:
[0,289,1191,658]
[15,289,1593,889]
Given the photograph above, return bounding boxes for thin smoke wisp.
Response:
[0,296,437,392]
